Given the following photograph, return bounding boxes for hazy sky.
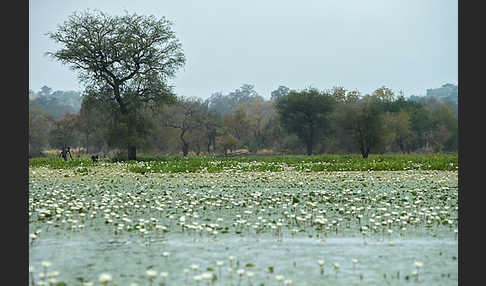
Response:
[29,0,457,99]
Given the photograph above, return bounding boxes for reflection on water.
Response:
[30,232,458,286]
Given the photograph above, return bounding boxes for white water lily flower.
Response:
[47,271,60,278]
[201,272,213,280]
[193,275,202,281]
[146,269,157,278]
[98,273,112,284]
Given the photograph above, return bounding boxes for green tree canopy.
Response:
[275,88,335,155]
[338,95,386,158]
[47,10,185,159]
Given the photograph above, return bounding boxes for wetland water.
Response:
[30,234,457,286]
[29,167,458,285]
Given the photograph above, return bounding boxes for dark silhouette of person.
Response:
[59,146,73,161]
[91,154,99,163]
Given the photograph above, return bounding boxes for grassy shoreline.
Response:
[29,153,458,173]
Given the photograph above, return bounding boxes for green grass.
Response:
[28,157,97,168]
[29,153,458,173]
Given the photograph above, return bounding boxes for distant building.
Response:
[426,83,458,103]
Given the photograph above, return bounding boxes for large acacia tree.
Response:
[47,10,185,160]
[338,95,385,158]
[275,88,335,155]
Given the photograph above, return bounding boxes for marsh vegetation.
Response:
[29,156,458,285]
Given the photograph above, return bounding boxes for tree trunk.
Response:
[306,139,313,155]
[360,146,369,158]
[359,143,367,159]
[85,133,90,154]
[180,128,189,156]
[306,125,314,155]
[128,145,136,160]
[114,83,137,160]
[397,139,404,153]
[182,143,189,156]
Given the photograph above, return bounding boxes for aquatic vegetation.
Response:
[29,261,67,286]
[29,160,458,285]
[98,273,112,285]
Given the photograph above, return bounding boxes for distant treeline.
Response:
[29,86,82,120]
[29,83,458,158]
